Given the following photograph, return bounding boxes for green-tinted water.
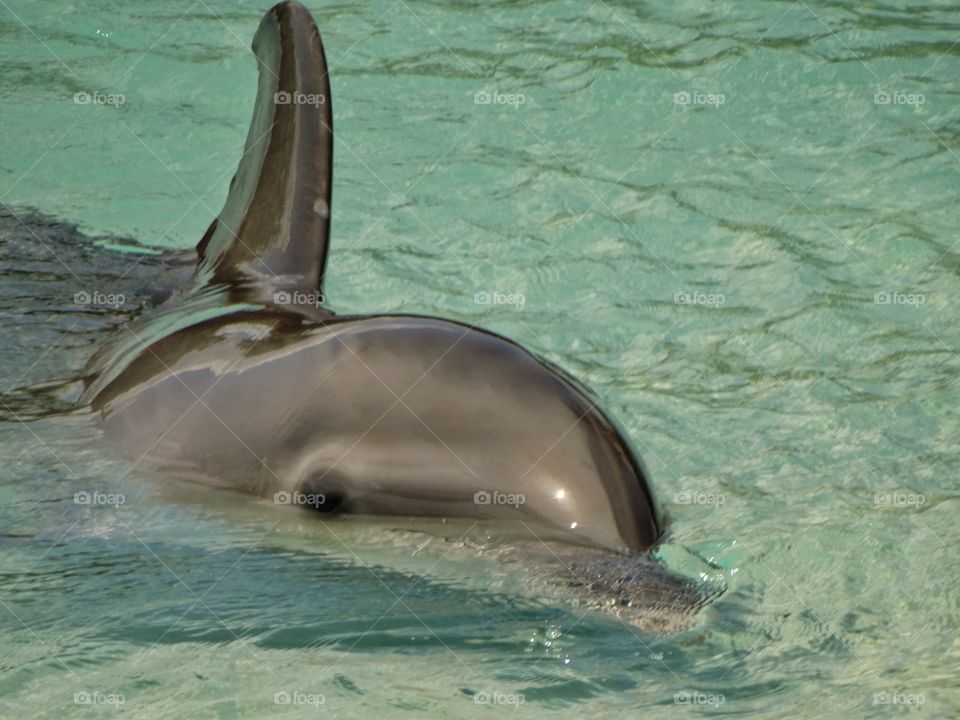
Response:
[1,1,958,717]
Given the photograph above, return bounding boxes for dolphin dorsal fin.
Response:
[195,0,332,294]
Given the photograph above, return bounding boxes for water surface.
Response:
[1,1,958,717]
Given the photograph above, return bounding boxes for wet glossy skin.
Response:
[83,0,663,555]
[91,305,659,552]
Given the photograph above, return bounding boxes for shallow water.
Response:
[1,0,959,717]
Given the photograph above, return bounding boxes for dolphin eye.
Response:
[295,472,345,513]
[309,491,344,512]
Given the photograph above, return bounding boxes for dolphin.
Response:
[82,0,665,560]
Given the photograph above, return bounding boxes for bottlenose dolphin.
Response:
[82,0,664,559]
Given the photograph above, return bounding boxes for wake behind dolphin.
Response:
[80,0,716,627]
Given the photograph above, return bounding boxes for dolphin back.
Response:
[195,0,333,294]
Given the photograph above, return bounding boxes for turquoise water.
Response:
[2,0,959,717]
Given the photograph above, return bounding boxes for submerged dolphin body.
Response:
[83,1,665,558]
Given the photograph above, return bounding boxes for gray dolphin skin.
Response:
[82,0,663,556]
